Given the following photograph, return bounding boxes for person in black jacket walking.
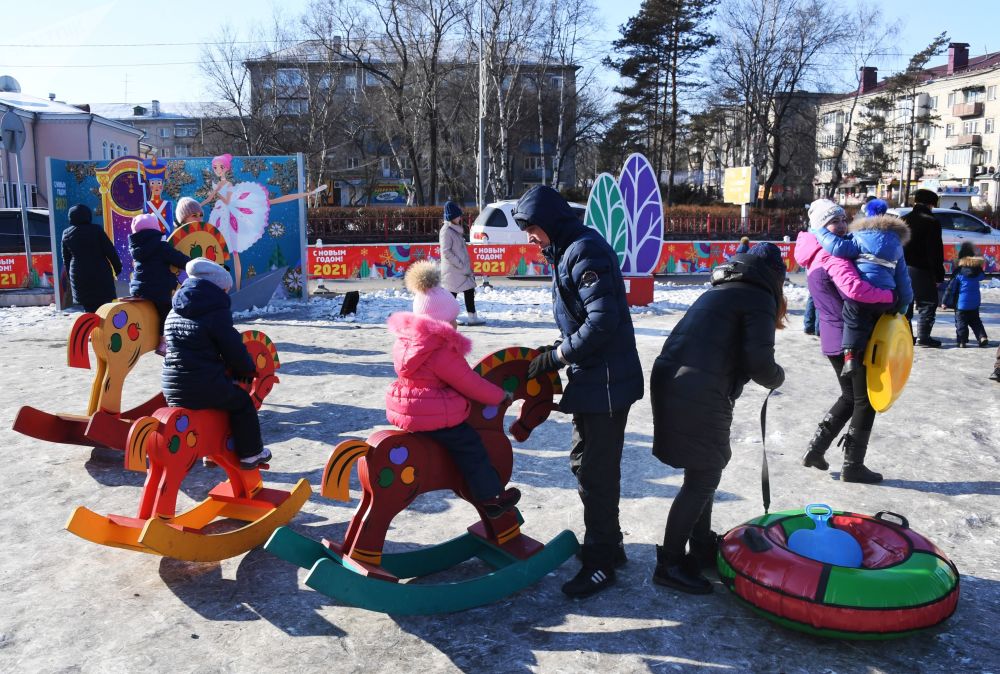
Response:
[512,185,644,599]
[61,204,122,312]
[903,189,945,347]
[161,258,270,469]
[650,244,787,594]
[129,213,191,354]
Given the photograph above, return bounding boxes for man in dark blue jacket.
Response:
[161,258,270,469]
[513,185,643,598]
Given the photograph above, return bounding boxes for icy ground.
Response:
[0,279,998,673]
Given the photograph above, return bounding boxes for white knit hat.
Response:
[808,199,846,230]
[186,257,233,292]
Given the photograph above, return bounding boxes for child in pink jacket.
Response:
[386,260,520,518]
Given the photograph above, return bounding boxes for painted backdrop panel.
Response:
[48,155,307,309]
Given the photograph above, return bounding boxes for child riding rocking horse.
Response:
[387,260,520,518]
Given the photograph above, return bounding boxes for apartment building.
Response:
[815,43,1000,209]
[90,101,221,159]
[244,39,578,205]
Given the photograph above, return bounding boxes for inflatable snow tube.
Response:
[717,509,960,640]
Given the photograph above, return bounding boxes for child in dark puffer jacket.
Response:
[812,212,913,376]
[161,258,271,469]
[129,214,190,354]
[386,260,519,518]
[942,243,989,347]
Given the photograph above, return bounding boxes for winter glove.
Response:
[527,349,563,380]
[534,339,562,354]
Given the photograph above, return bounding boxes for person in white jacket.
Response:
[439,201,483,325]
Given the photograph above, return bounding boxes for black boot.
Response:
[839,427,883,484]
[802,413,840,471]
[686,531,721,571]
[990,368,1000,382]
[653,545,712,594]
[562,544,616,598]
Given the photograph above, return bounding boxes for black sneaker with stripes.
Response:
[561,565,616,598]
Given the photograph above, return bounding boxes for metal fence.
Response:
[307,213,807,243]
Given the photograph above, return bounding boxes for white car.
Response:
[470,199,587,245]
[887,207,1000,246]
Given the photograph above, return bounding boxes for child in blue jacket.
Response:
[812,211,913,376]
[129,214,191,354]
[942,243,989,347]
[161,258,271,469]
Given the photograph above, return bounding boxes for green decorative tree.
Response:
[269,245,287,270]
[516,256,527,275]
[360,258,371,278]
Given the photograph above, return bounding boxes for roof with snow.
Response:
[0,90,93,115]
[89,101,221,121]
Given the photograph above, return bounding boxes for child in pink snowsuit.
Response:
[386,260,520,518]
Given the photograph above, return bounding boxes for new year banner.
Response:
[48,154,309,310]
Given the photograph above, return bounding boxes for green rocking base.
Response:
[264,520,579,615]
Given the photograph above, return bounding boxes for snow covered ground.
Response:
[0,278,997,673]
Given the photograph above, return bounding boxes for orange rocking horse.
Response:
[13,221,235,451]
[66,333,308,562]
[265,347,580,614]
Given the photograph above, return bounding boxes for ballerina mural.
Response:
[200,154,325,289]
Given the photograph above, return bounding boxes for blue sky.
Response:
[1,0,997,106]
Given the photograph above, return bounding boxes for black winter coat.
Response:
[161,278,254,408]
[650,254,785,471]
[902,204,945,282]
[61,222,122,309]
[128,229,190,307]
[514,186,643,414]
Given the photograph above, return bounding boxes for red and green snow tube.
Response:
[717,508,960,640]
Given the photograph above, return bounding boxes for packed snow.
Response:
[0,276,997,672]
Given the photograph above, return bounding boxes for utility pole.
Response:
[477,0,487,210]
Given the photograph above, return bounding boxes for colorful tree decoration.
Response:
[584,173,629,268]
[618,153,664,274]
[269,245,287,270]
[359,258,371,278]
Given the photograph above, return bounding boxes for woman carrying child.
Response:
[385,260,519,517]
[809,199,912,376]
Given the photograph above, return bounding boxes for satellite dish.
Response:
[0,75,22,93]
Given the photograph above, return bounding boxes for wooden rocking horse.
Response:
[66,333,308,562]
[265,346,580,614]
[12,222,250,451]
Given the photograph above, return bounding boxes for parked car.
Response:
[470,199,587,245]
[886,207,1000,247]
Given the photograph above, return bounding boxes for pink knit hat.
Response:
[131,213,162,233]
[405,260,459,323]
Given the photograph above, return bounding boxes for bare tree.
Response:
[714,0,849,202]
[821,1,900,197]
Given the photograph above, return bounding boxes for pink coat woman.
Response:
[385,311,505,431]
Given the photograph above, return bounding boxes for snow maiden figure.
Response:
[200,154,323,289]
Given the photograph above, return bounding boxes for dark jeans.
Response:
[450,288,476,314]
[906,267,940,340]
[570,408,630,561]
[841,299,893,351]
[954,309,987,343]
[209,385,263,459]
[803,295,819,334]
[661,466,724,562]
[824,354,876,441]
[421,421,499,501]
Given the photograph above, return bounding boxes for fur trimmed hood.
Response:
[387,311,471,376]
[849,214,911,245]
[957,256,984,268]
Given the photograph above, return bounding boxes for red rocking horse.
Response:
[265,346,580,614]
[66,332,309,562]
